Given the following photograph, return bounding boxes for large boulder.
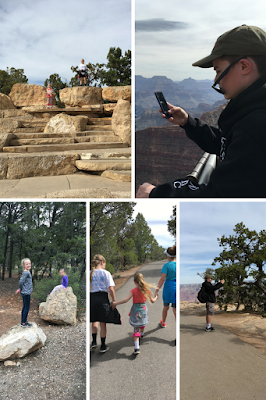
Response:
[5,153,79,179]
[9,83,52,107]
[102,86,131,102]
[44,113,88,135]
[0,93,16,110]
[0,118,22,133]
[0,322,46,361]
[39,286,77,325]
[59,87,103,107]
[112,99,131,146]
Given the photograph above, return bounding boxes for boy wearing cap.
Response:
[136,25,266,198]
[202,274,225,332]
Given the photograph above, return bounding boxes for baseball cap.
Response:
[193,25,266,68]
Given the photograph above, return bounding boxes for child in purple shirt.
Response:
[49,268,68,296]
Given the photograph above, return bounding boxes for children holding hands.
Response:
[111,272,158,355]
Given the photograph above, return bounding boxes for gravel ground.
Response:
[0,320,86,400]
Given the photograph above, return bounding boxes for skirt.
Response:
[129,303,149,327]
[163,280,176,304]
[90,291,121,324]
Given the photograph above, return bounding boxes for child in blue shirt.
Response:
[155,246,176,328]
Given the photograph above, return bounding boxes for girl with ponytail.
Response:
[111,272,158,355]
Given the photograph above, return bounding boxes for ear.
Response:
[239,58,252,75]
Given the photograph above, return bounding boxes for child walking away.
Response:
[46,83,53,108]
[90,254,121,353]
[49,268,68,296]
[15,258,33,328]
[155,246,176,329]
[78,59,88,86]
[111,272,158,355]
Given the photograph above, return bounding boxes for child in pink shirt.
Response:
[111,272,158,355]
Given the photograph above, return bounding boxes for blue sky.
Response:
[135,0,266,82]
[180,202,266,285]
[132,200,176,249]
[0,0,131,85]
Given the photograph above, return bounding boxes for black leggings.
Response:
[21,294,31,324]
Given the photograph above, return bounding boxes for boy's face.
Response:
[213,58,243,100]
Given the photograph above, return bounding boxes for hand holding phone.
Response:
[154,91,172,119]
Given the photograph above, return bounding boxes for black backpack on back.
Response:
[197,285,209,303]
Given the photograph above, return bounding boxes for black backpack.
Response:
[197,285,209,303]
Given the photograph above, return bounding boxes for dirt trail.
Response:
[181,301,266,355]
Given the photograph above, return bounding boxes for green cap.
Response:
[205,273,213,280]
[193,25,266,68]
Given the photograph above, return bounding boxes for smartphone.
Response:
[154,91,172,119]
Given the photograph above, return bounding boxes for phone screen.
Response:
[154,91,171,118]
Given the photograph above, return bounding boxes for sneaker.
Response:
[21,323,27,328]
[134,348,140,355]
[25,322,32,327]
[160,319,166,328]
[206,327,215,332]
[90,341,97,350]
[99,344,109,353]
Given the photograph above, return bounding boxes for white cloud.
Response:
[0,0,131,84]
[180,202,266,284]
[135,0,266,81]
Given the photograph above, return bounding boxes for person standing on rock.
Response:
[48,268,68,296]
[90,254,121,353]
[155,246,176,329]
[46,83,53,109]
[202,273,225,332]
[15,258,33,328]
[79,59,88,86]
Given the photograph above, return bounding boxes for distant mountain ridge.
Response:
[135,75,225,130]
[180,284,201,302]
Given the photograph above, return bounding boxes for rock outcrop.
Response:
[0,322,46,361]
[112,99,131,146]
[102,86,131,102]
[0,93,16,110]
[59,87,103,107]
[43,113,88,135]
[9,83,50,107]
[39,286,77,325]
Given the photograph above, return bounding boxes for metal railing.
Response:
[186,152,217,184]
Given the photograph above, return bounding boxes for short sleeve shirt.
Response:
[161,261,176,281]
[131,287,149,303]
[90,269,115,293]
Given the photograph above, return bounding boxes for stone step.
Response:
[21,119,47,128]
[13,132,78,139]
[87,118,111,126]
[80,148,131,160]
[10,137,75,146]
[3,142,128,153]
[101,170,131,182]
[13,127,45,133]
[10,135,121,146]
[75,159,131,172]
[83,130,115,136]
[75,136,122,143]
[85,125,112,131]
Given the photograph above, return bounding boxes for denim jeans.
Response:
[21,294,31,324]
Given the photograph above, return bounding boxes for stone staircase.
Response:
[2,115,131,182]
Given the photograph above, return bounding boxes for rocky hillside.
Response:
[135,104,226,191]
[135,75,226,130]
[180,284,201,302]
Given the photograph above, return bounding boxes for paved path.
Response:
[90,261,176,400]
[180,314,266,400]
[0,173,131,198]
